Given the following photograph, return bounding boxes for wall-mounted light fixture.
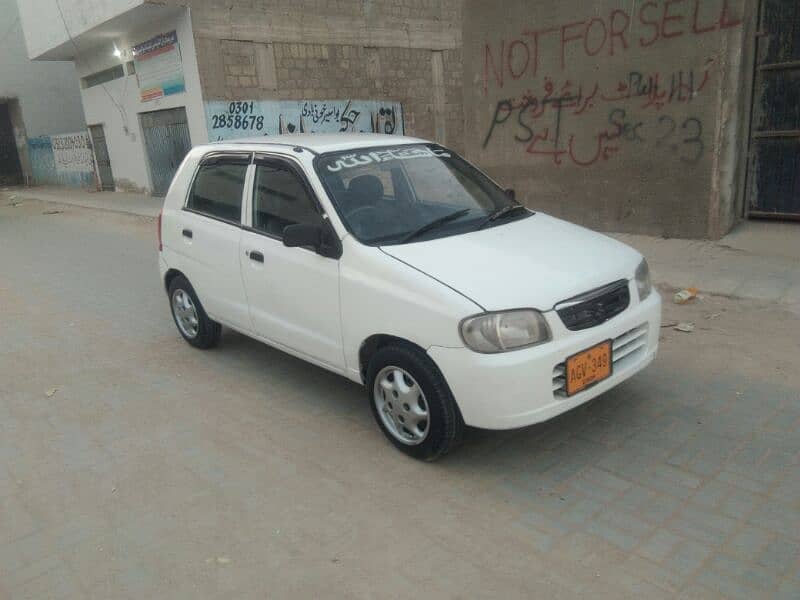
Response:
[113,43,122,58]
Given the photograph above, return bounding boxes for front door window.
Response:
[252,162,325,237]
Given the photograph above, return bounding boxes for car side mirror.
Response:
[283,223,341,259]
[505,188,516,201]
[283,223,322,249]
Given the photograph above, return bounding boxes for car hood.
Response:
[380,213,642,311]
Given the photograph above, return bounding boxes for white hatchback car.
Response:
[159,133,661,460]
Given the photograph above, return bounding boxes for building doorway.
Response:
[0,102,23,186]
[88,124,115,191]
[747,0,800,219]
[140,107,192,197]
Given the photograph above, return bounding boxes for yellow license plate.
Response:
[565,340,612,396]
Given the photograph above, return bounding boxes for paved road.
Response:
[1,197,798,599]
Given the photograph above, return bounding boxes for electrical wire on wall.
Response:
[53,0,130,131]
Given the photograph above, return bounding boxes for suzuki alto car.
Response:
[158,133,661,460]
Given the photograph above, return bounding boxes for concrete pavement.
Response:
[0,194,798,598]
[612,223,800,308]
[2,185,162,218]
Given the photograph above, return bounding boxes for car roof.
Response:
[207,133,430,155]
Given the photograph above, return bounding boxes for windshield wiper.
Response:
[401,208,472,243]
[476,204,528,230]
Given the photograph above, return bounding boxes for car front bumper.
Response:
[428,290,662,430]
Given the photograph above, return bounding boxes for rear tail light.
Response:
[157,209,163,251]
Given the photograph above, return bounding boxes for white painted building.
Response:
[17,1,207,194]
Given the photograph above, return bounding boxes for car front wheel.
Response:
[367,344,463,461]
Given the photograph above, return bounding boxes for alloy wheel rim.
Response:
[172,289,199,338]
[373,366,429,445]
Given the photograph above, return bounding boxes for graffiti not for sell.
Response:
[480,0,743,168]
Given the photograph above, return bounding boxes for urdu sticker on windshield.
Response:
[326,147,452,172]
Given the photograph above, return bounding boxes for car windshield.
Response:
[314,144,530,245]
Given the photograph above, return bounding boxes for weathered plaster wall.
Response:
[188,0,464,152]
[463,0,752,239]
[1,0,89,185]
[0,0,86,138]
[711,0,757,239]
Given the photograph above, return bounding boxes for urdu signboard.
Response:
[133,31,186,102]
[51,132,94,173]
[204,99,404,141]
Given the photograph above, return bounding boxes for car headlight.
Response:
[635,258,652,301]
[460,309,551,354]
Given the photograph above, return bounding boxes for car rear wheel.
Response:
[367,344,463,461]
[168,275,221,349]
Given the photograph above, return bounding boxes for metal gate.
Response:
[88,124,115,191]
[140,107,192,197]
[0,103,23,186]
[747,0,800,218]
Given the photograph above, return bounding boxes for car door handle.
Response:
[182,229,193,239]
[248,250,264,263]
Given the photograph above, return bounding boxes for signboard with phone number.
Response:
[204,99,403,141]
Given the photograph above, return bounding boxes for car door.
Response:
[177,152,252,331]
[240,154,345,370]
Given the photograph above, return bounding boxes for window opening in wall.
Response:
[82,65,125,89]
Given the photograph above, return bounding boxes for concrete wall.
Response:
[75,8,207,193]
[0,0,86,138]
[463,0,754,239]
[17,0,143,59]
[188,0,464,152]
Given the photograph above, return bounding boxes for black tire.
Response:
[167,274,221,349]
[367,343,464,461]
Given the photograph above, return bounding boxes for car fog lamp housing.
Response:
[460,309,551,354]
[635,258,652,301]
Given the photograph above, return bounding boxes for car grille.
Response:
[556,280,630,331]
[551,323,649,398]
